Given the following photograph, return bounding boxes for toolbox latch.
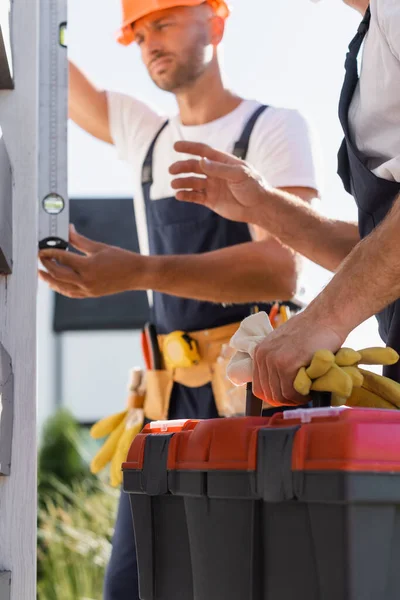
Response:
[257,427,300,502]
[141,434,172,496]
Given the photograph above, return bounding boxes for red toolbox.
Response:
[123,406,400,600]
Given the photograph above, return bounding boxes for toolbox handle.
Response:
[244,307,331,415]
[142,323,163,370]
[245,382,264,416]
[245,383,330,416]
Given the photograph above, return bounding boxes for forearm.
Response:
[251,186,359,272]
[69,61,93,122]
[305,195,400,340]
[136,241,298,303]
[68,60,112,143]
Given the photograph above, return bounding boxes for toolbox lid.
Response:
[124,408,400,475]
[148,419,192,433]
[277,407,400,473]
[167,409,400,475]
[167,417,269,472]
[122,419,198,471]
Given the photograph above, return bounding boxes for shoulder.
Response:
[252,105,316,149]
[375,0,399,21]
[257,105,311,130]
[247,104,322,191]
[106,90,167,159]
[374,0,400,59]
[107,90,166,128]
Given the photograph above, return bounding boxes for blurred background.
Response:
[37,0,382,434]
[36,1,382,596]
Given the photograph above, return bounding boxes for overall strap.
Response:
[142,103,270,185]
[141,120,169,186]
[338,7,371,128]
[232,104,269,160]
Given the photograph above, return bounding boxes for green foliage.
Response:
[37,479,118,600]
[37,409,118,599]
[38,409,93,498]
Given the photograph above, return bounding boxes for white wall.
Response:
[0,0,38,596]
[60,329,143,423]
[37,281,143,429]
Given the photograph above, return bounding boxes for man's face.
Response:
[132,6,216,92]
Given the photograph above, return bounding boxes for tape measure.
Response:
[163,331,201,369]
[38,0,69,250]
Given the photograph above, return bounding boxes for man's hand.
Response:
[38,225,143,298]
[252,310,345,406]
[169,141,268,223]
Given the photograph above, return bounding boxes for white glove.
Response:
[227,312,273,386]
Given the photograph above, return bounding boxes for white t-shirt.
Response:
[107,93,321,257]
[349,0,400,182]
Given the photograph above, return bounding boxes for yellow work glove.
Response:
[90,368,146,487]
[344,369,400,410]
[294,346,400,410]
[109,409,144,487]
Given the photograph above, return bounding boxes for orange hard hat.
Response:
[116,0,230,46]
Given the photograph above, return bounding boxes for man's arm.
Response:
[38,187,318,304]
[69,60,113,144]
[251,186,360,272]
[169,142,360,272]
[251,194,400,406]
[143,238,298,303]
[308,194,400,337]
[38,227,299,303]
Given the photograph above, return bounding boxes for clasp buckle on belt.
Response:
[162,330,201,369]
[141,164,153,185]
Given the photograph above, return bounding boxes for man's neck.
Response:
[175,62,243,126]
[353,0,369,15]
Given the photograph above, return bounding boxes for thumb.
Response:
[200,158,247,184]
[69,224,105,255]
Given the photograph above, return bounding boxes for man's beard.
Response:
[148,37,208,92]
[150,60,204,92]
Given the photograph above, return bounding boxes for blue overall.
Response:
[104,104,284,599]
[337,7,400,383]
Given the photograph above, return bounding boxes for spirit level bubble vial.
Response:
[38,0,69,250]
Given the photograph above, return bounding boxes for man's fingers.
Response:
[274,371,299,407]
[169,159,204,176]
[174,141,241,165]
[253,357,273,405]
[39,248,85,270]
[69,224,105,255]
[38,269,56,286]
[38,270,85,298]
[252,361,264,402]
[175,190,207,205]
[171,176,207,192]
[200,158,247,183]
[267,367,286,406]
[40,257,81,284]
[253,347,284,408]
[280,374,307,407]
[170,157,246,184]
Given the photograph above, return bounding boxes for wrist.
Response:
[304,293,356,345]
[128,253,163,292]
[247,182,274,228]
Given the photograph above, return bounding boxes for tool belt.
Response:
[143,321,246,420]
[142,302,301,421]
